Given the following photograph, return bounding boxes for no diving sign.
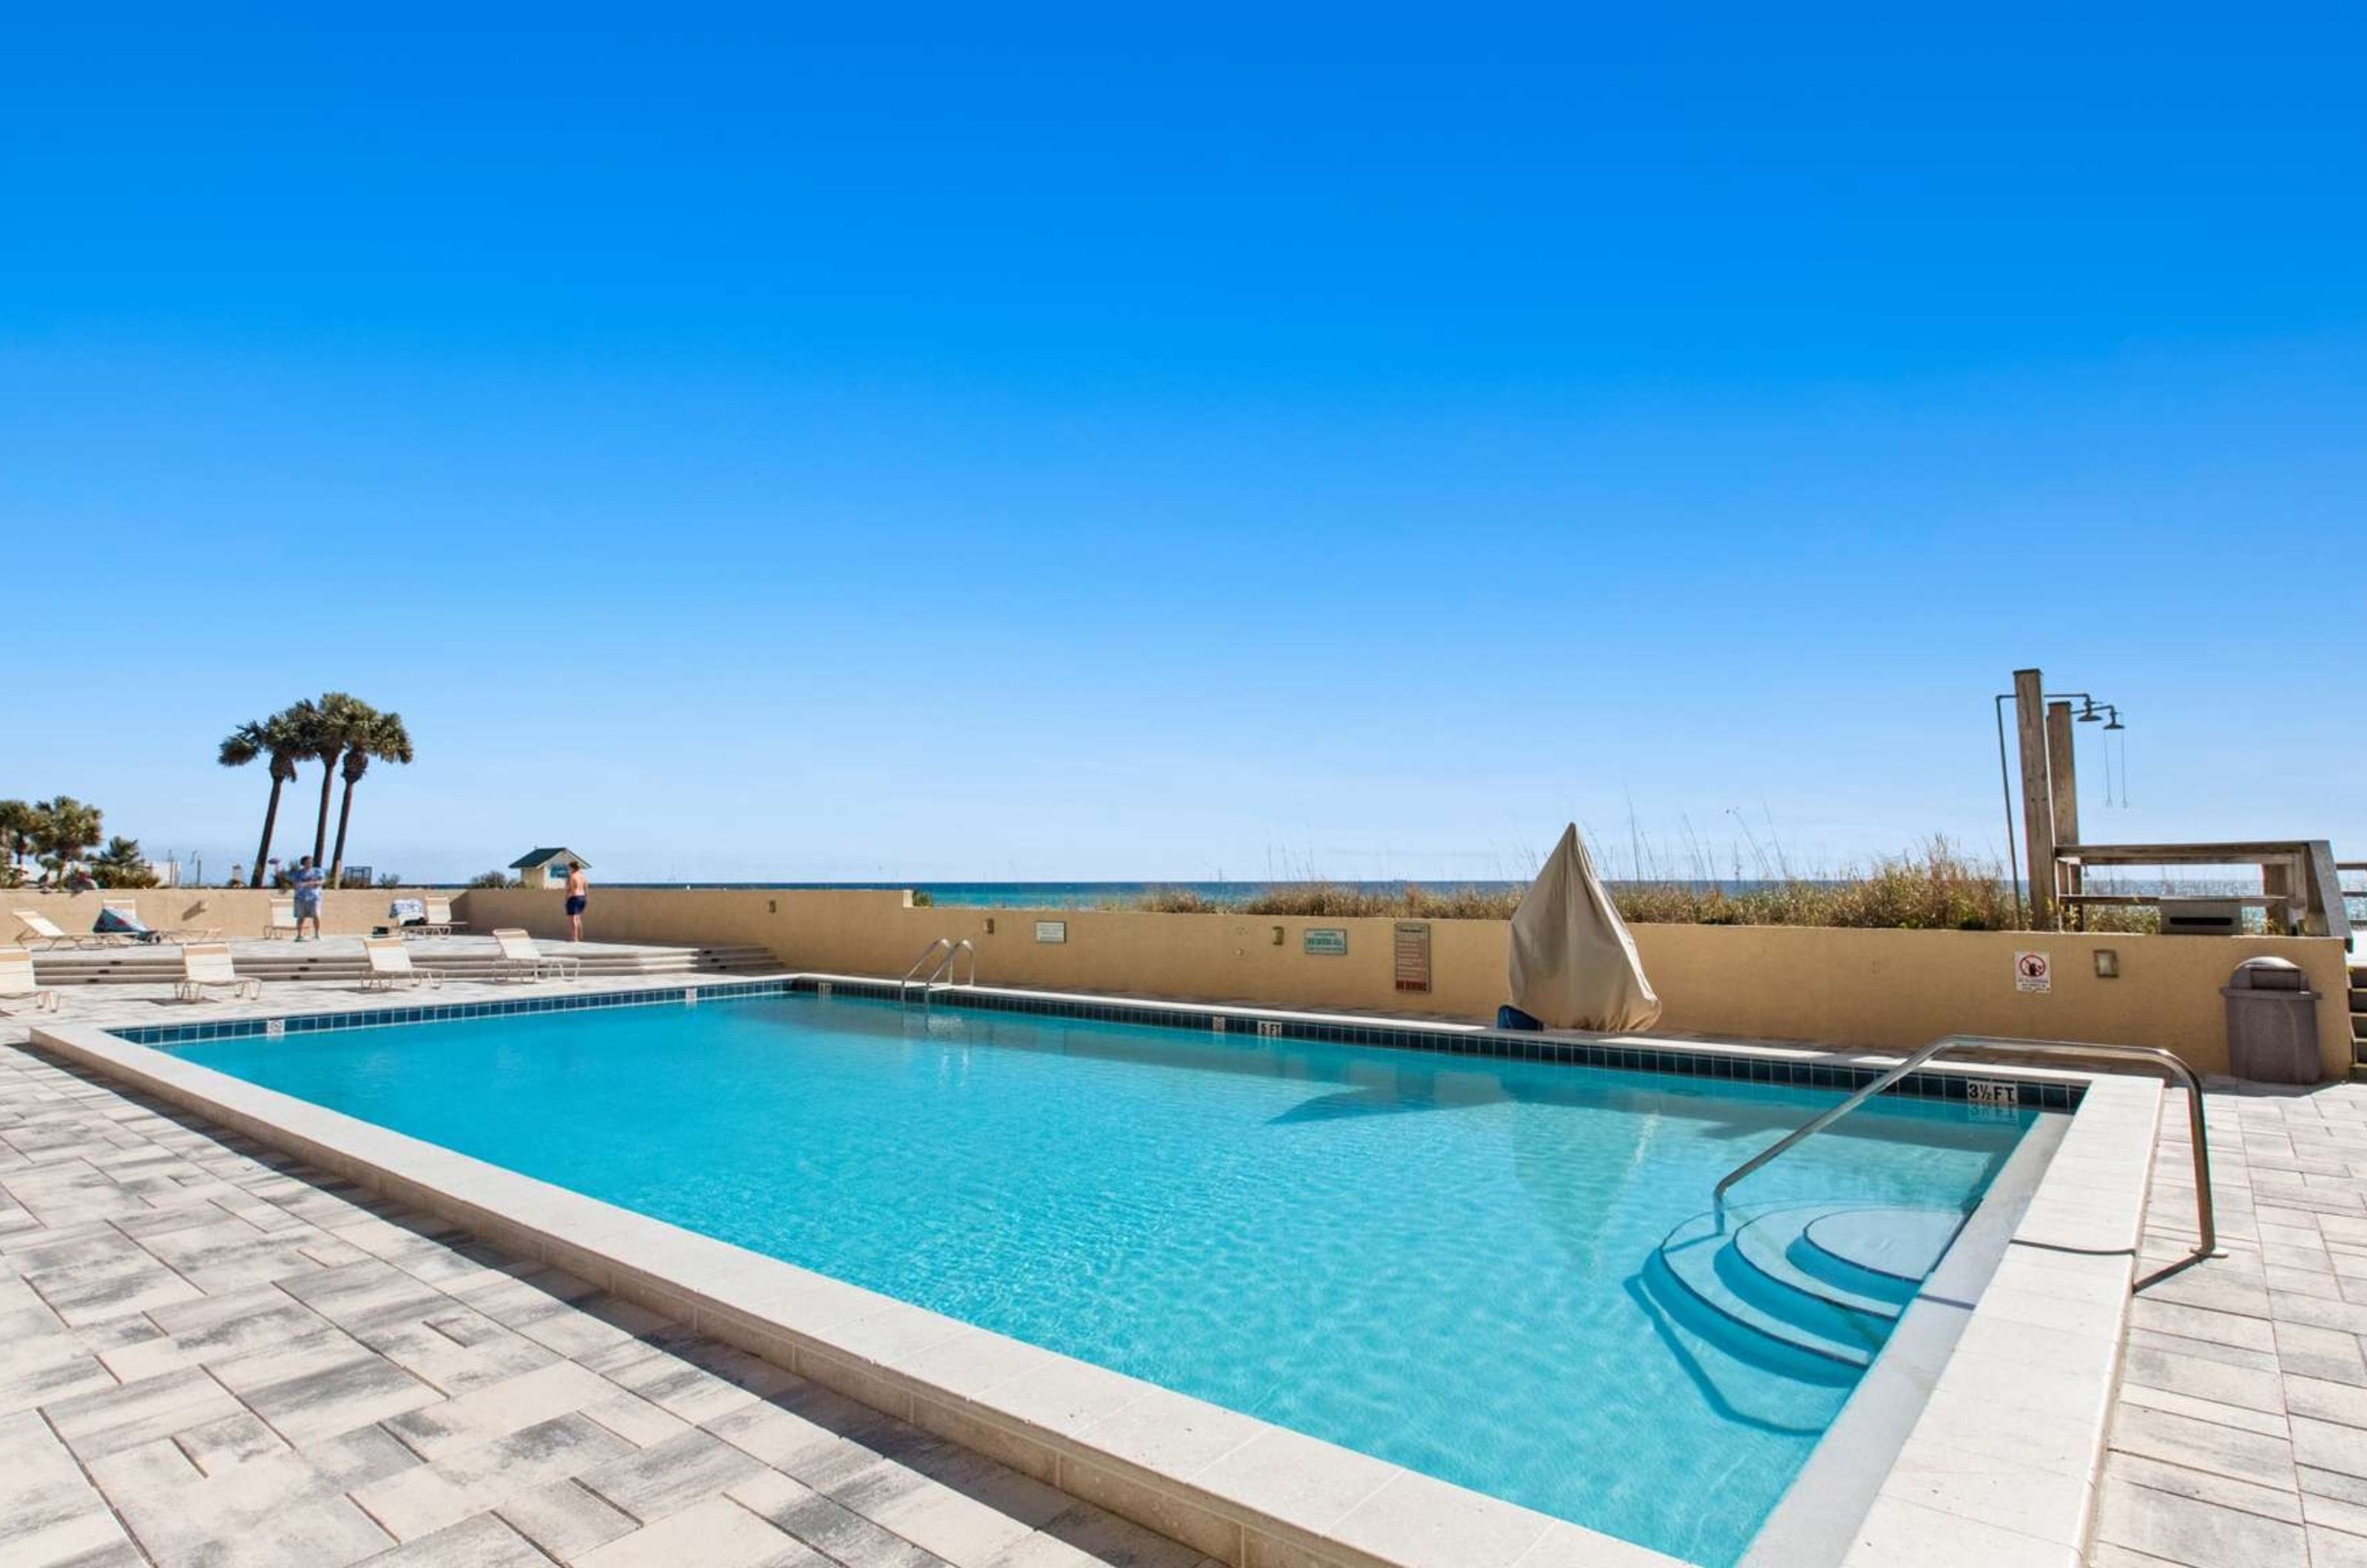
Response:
[2015,950,2052,993]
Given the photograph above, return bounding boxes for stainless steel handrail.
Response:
[902,938,978,1008]
[1713,1035,2216,1289]
[899,939,953,1007]
[919,939,976,1002]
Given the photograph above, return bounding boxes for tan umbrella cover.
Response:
[1507,823,1663,1032]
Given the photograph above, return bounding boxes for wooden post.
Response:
[2015,669,2056,929]
[2047,700,2081,921]
[2305,841,2354,942]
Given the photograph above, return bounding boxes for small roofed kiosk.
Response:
[509,848,589,890]
[2000,667,2351,939]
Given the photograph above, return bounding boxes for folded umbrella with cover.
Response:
[1506,823,1662,1033]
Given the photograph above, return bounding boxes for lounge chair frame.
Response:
[13,911,123,951]
[402,896,466,940]
[0,947,59,1013]
[492,927,580,982]
[360,936,442,992]
[175,944,263,1003]
[98,900,220,947]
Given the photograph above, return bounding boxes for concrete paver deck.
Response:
[2093,1079,2367,1568]
[6,963,2366,1566]
[0,972,1215,1568]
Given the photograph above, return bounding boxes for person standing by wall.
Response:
[564,861,588,942]
[290,856,326,942]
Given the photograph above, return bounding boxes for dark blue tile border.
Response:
[789,979,2084,1112]
[110,976,2083,1113]
[112,979,794,1048]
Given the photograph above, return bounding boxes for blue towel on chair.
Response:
[94,907,162,944]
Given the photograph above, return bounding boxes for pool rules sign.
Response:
[2014,950,2052,993]
[1394,922,1431,993]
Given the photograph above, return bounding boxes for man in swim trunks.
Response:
[290,856,326,942]
[564,862,588,942]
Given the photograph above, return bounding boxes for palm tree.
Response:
[302,693,368,868]
[0,799,34,876]
[30,797,103,880]
[328,708,414,885]
[91,837,156,889]
[219,711,308,888]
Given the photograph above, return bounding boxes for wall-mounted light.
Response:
[2094,949,2119,979]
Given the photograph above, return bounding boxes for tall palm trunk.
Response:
[311,761,337,867]
[251,777,286,887]
[330,775,359,885]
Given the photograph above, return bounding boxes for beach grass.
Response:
[1134,839,2160,933]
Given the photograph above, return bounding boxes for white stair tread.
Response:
[1656,1217,1871,1371]
[1732,1207,1904,1323]
[1804,1208,1962,1283]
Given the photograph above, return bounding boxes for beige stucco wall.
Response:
[7,887,437,940]
[456,886,2356,1081]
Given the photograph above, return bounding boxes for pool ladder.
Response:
[899,938,976,1009]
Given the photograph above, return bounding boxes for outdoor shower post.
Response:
[2014,669,2058,929]
[2047,699,2081,915]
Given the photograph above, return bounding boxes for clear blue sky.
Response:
[4,6,2362,884]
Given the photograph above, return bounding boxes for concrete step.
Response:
[28,944,778,987]
[28,946,772,970]
[1647,1212,1872,1376]
[1732,1206,1908,1325]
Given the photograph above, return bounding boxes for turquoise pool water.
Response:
[168,994,2033,1565]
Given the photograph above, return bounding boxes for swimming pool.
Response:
[161,990,2038,1566]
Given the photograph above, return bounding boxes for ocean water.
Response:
[171,993,2031,1565]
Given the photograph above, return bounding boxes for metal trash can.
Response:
[2223,956,2322,1084]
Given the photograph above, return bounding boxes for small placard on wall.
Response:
[2014,950,2051,993]
[1035,920,1067,944]
[1303,928,1348,956]
[1394,922,1432,993]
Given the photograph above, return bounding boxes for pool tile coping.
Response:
[33,976,2166,1567]
[1840,1069,2161,1565]
[111,970,2087,1112]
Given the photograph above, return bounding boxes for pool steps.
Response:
[1644,1202,1963,1387]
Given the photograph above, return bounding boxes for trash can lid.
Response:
[2228,956,2311,990]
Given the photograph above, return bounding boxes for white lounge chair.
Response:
[14,910,120,950]
[0,947,58,1013]
[266,899,298,939]
[419,896,465,938]
[102,899,218,945]
[493,927,578,982]
[361,936,441,991]
[175,944,262,1002]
